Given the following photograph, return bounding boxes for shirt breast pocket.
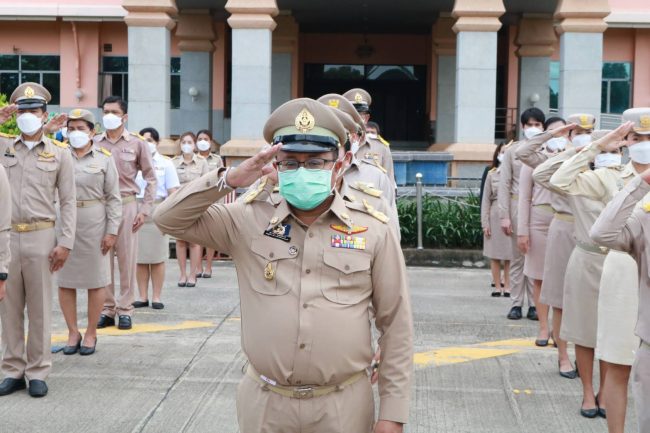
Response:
[249,236,296,296]
[321,249,372,305]
[119,151,136,170]
[35,160,58,185]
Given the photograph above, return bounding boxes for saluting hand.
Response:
[374,420,403,433]
[101,234,117,255]
[595,121,635,153]
[0,104,17,124]
[550,123,577,137]
[132,213,146,233]
[48,246,70,273]
[225,144,282,189]
[44,113,68,135]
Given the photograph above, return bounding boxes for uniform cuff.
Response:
[378,396,410,424]
[139,203,152,217]
[106,224,119,236]
[57,237,74,250]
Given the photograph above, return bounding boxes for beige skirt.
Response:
[540,217,575,309]
[596,250,640,365]
[524,206,553,280]
[137,216,169,264]
[58,204,110,289]
[560,245,606,348]
[483,201,514,261]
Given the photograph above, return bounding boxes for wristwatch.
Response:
[0,273,7,281]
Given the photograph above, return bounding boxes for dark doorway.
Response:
[303,64,428,148]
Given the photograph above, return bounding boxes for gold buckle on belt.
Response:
[293,387,314,399]
[15,223,29,232]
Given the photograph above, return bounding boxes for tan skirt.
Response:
[524,206,553,280]
[560,245,606,348]
[483,201,514,261]
[596,250,640,365]
[540,217,575,309]
[137,215,169,264]
[58,204,110,289]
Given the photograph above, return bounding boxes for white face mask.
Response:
[350,139,360,155]
[147,141,157,154]
[628,141,650,164]
[102,113,123,131]
[61,127,68,138]
[523,127,543,139]
[196,139,211,152]
[366,132,378,139]
[546,137,567,152]
[181,143,194,154]
[594,153,622,168]
[497,154,504,163]
[68,130,90,149]
[16,113,43,135]
[572,134,592,149]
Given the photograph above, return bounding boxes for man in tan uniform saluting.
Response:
[0,165,9,302]
[154,98,413,433]
[0,82,76,397]
[94,96,156,330]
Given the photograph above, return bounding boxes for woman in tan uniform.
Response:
[481,143,513,296]
[173,132,209,287]
[58,109,121,356]
[196,129,223,279]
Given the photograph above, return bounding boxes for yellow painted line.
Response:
[51,320,214,343]
[478,338,539,348]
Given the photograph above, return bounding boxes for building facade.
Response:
[0,0,648,166]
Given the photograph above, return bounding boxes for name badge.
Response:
[264,223,291,242]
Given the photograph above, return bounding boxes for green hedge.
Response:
[0,94,18,135]
[398,193,482,249]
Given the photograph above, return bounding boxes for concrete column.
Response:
[123,0,177,137]
[221,0,278,164]
[433,17,456,144]
[515,18,556,119]
[272,15,299,110]
[555,0,610,125]
[452,0,505,143]
[175,10,217,134]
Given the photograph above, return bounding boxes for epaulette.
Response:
[378,135,390,147]
[131,132,146,141]
[99,147,111,156]
[489,167,497,173]
[363,155,387,174]
[244,176,269,204]
[0,132,16,139]
[52,139,68,149]
[362,199,389,224]
[353,181,382,198]
[162,154,171,160]
[503,139,514,149]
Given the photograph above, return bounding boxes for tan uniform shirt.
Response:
[153,170,413,423]
[356,137,395,182]
[518,164,554,236]
[0,164,10,273]
[532,149,577,216]
[93,129,156,216]
[590,175,650,343]
[71,146,122,235]
[516,132,556,170]
[204,153,224,172]
[173,154,209,185]
[480,168,499,230]
[497,141,523,220]
[0,135,76,249]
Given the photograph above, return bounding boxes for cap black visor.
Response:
[16,99,46,110]
[274,134,339,153]
[352,103,370,114]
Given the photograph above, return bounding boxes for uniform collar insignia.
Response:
[329,192,354,228]
[267,200,292,232]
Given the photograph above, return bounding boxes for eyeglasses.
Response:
[276,158,336,172]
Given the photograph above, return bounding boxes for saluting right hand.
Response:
[550,123,577,137]
[225,143,282,189]
[595,121,635,153]
[0,104,17,124]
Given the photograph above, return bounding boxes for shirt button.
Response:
[299,343,306,349]
[303,303,308,309]
[309,233,314,238]
[345,265,350,271]
[306,269,311,274]
[296,380,302,385]
[269,252,275,258]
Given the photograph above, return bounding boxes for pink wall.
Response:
[0,21,60,53]
[59,22,99,108]
[603,28,635,61]
[506,26,519,110]
[213,22,226,111]
[99,22,128,56]
[633,29,650,106]
[609,0,650,10]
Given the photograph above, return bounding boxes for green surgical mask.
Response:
[278,167,333,210]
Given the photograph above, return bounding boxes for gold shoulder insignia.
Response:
[355,181,382,198]
[131,132,146,141]
[371,155,388,174]
[244,189,260,204]
[378,135,390,146]
[503,139,514,149]
[489,167,497,173]
[99,147,111,156]
[273,186,280,193]
[52,139,68,149]
[0,132,16,138]
[362,199,389,224]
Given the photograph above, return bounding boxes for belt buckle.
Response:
[15,223,29,232]
[293,386,314,399]
[599,246,608,254]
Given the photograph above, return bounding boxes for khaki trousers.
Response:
[237,374,374,433]
[632,343,650,433]
[0,228,55,381]
[103,200,137,317]
[509,198,535,309]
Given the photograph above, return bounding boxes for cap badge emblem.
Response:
[579,115,589,127]
[24,86,35,98]
[73,109,82,117]
[640,115,650,130]
[295,108,315,133]
[354,93,363,103]
[328,99,339,108]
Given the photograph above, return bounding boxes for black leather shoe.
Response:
[507,306,522,320]
[80,337,97,356]
[491,291,501,297]
[132,300,149,308]
[527,307,539,321]
[62,333,82,355]
[97,315,115,329]
[580,406,599,418]
[151,302,164,310]
[598,407,607,418]
[0,377,26,396]
[118,315,132,330]
[503,292,511,298]
[28,380,48,398]
[559,361,578,379]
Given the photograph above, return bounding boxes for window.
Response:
[320,64,424,81]
[99,56,181,108]
[549,61,559,110]
[602,62,632,114]
[0,54,60,104]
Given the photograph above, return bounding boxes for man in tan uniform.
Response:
[0,82,76,397]
[498,108,545,320]
[589,111,650,433]
[0,165,9,302]
[343,88,395,182]
[93,96,156,330]
[154,98,413,433]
